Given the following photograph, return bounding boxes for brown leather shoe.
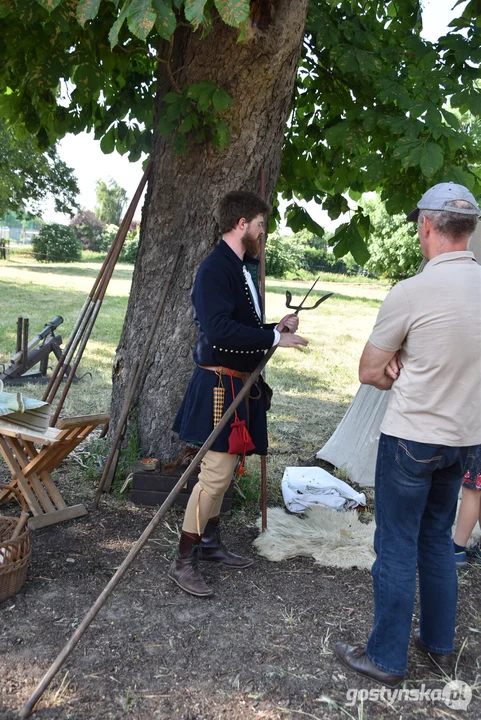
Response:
[413,629,454,675]
[200,516,254,568]
[168,532,214,598]
[335,643,405,688]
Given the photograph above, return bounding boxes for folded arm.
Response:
[359,341,397,390]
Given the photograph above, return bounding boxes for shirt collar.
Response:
[425,250,476,268]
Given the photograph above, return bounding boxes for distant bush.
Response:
[70,210,105,251]
[265,230,368,278]
[303,247,366,276]
[363,196,422,281]
[32,223,82,262]
[265,233,305,277]
[119,229,139,263]
[101,224,119,253]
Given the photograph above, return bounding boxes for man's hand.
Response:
[385,351,403,382]
[278,332,308,350]
[277,313,299,333]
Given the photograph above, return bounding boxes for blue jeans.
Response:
[365,433,465,675]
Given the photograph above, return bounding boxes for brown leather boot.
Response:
[168,531,214,598]
[200,516,254,568]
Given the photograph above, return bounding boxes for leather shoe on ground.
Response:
[200,544,254,568]
[335,642,404,688]
[168,555,214,598]
[413,629,454,675]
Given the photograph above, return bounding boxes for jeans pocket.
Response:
[395,439,443,477]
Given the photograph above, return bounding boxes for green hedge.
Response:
[32,223,82,262]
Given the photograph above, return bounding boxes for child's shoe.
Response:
[466,541,481,564]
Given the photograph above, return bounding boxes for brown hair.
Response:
[217,191,269,234]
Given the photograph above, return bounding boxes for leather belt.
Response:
[199,365,250,381]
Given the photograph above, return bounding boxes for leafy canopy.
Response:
[0,119,79,217]
[95,178,128,225]
[1,0,481,261]
[279,0,481,263]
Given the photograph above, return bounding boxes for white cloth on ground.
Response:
[282,466,366,513]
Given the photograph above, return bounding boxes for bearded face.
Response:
[241,214,265,257]
[242,228,261,257]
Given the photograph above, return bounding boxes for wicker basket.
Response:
[0,484,31,602]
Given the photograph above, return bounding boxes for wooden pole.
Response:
[43,163,152,408]
[18,345,277,720]
[93,244,183,504]
[259,167,268,532]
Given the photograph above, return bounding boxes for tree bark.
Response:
[111,0,309,460]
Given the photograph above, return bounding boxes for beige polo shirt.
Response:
[369,251,481,446]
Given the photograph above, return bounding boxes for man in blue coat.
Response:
[170,191,308,597]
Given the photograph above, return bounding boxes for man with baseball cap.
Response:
[335,182,481,686]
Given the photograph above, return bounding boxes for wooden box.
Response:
[130,461,233,514]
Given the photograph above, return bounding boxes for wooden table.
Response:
[0,414,109,529]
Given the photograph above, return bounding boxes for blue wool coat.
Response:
[173,240,276,454]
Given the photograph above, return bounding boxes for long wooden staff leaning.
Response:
[43,163,152,424]
[18,344,278,720]
[259,167,268,532]
[93,244,184,506]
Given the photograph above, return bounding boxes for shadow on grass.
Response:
[7,263,134,281]
[266,282,383,308]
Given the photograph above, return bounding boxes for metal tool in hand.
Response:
[285,276,333,316]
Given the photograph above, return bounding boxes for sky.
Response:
[43,0,468,226]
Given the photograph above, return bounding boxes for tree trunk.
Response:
[111,0,308,460]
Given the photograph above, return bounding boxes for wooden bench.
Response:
[0,414,109,529]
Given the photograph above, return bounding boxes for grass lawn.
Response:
[0,253,389,499]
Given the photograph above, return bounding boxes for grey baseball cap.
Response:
[407,182,480,222]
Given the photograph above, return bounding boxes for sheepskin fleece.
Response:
[253,506,376,570]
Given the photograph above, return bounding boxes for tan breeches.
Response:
[183,450,239,535]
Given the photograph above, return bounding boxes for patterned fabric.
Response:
[173,240,274,454]
[462,444,481,490]
[213,386,225,427]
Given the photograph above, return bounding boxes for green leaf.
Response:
[331,224,351,258]
[36,0,63,12]
[450,167,475,191]
[179,113,197,133]
[72,63,103,95]
[441,108,460,130]
[157,114,175,137]
[420,142,444,178]
[184,0,209,29]
[109,0,130,47]
[163,91,182,104]
[100,127,116,154]
[349,233,370,266]
[154,0,176,39]
[76,0,101,26]
[127,0,156,41]
[285,205,324,235]
[188,81,216,111]
[214,0,249,27]
[212,119,229,149]
[0,3,12,18]
[211,88,232,113]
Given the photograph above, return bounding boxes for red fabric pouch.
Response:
[226,372,256,474]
